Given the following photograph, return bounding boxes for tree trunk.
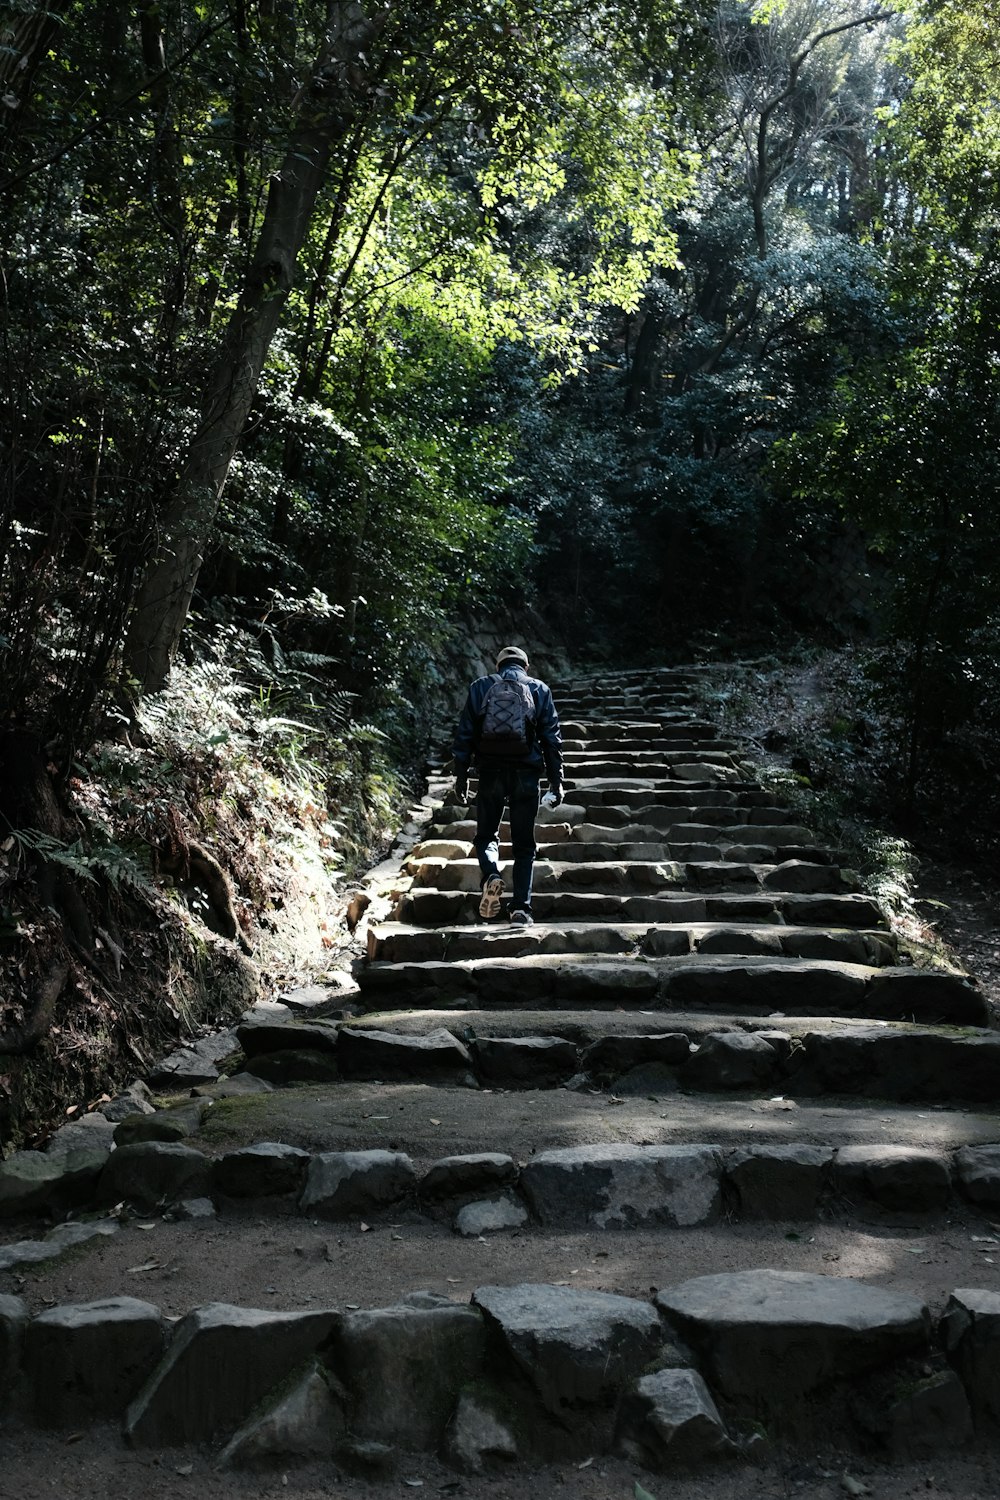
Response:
[125,2,385,693]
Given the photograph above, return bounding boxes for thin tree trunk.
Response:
[125,2,386,693]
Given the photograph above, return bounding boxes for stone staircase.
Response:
[2,663,1000,1478]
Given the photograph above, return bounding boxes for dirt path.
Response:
[915,859,1000,1012]
[2,1430,999,1500]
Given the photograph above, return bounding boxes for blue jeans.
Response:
[474,764,540,912]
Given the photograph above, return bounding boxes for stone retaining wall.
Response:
[0,1274,994,1468]
[3,1139,1000,1257]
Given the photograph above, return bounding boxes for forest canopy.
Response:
[0,0,998,816]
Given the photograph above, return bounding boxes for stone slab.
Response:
[520,1144,722,1229]
[657,1270,930,1413]
[473,1283,663,1416]
[125,1303,338,1445]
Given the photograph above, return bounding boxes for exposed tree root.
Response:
[0,958,70,1056]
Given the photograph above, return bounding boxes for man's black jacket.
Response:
[453,664,563,784]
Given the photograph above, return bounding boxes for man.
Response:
[452,646,563,925]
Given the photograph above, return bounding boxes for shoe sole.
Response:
[479,877,503,919]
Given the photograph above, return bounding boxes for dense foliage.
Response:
[1,0,998,817]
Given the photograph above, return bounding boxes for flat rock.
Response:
[214,1141,311,1198]
[0,1218,119,1274]
[192,1073,275,1099]
[99,1080,155,1123]
[146,1031,239,1088]
[25,1297,165,1425]
[327,1298,485,1448]
[940,1288,1000,1427]
[171,1196,216,1220]
[421,1153,517,1200]
[279,984,348,1018]
[237,1020,339,1057]
[657,1270,929,1413]
[0,1293,27,1395]
[113,1099,210,1146]
[220,1366,344,1465]
[724,1145,832,1220]
[125,1303,339,1446]
[954,1145,1000,1206]
[615,1367,733,1467]
[682,1031,781,1090]
[443,1389,519,1474]
[97,1141,212,1212]
[581,1033,691,1078]
[298,1150,416,1219]
[338,1026,475,1085]
[243,1049,341,1085]
[834,1145,951,1212]
[884,1369,973,1458]
[45,1113,118,1155]
[472,1036,578,1087]
[455,1197,528,1236]
[520,1144,721,1229]
[473,1283,664,1417]
[788,1028,1000,1103]
[0,1146,109,1219]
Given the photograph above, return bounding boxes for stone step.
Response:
[437,806,810,838]
[396,888,886,928]
[5,1217,995,1471]
[335,1008,1000,1104]
[356,954,985,1025]
[324,1008,999,1104]
[560,749,739,766]
[368,921,898,967]
[560,741,739,757]
[561,721,725,741]
[408,856,859,896]
[564,761,741,780]
[409,841,832,869]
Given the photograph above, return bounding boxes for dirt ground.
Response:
[4,1207,1000,1321]
[2,1431,1000,1500]
[915,860,1000,1013]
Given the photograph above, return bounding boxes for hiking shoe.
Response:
[479,876,504,919]
[509,909,534,926]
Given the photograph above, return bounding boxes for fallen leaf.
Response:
[359,1222,370,1232]
[175,1463,193,1477]
[429,1118,441,1125]
[841,1474,871,1497]
[391,1233,403,1241]
[345,1303,360,1310]
[403,1481,424,1488]
[578,1457,594,1469]
[135,1221,157,1231]
[635,1483,658,1500]
[64,1432,85,1445]
[127,1260,161,1274]
[446,1277,461,1284]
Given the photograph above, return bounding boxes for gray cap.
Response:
[496,646,529,669]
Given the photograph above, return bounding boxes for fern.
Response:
[8,829,156,895]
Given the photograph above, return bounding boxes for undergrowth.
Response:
[0,627,416,1148]
[693,649,943,953]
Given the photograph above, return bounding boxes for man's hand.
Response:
[454,769,469,804]
[543,782,563,808]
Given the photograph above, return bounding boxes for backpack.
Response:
[478,673,536,757]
